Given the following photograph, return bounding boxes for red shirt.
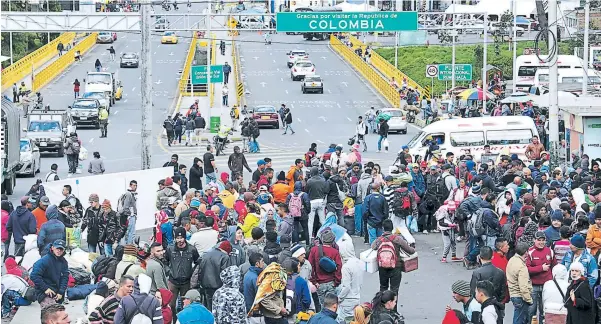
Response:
[491,251,508,272]
[308,244,342,286]
[526,246,557,285]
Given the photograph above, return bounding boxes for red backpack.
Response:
[377,235,398,269]
[305,151,316,167]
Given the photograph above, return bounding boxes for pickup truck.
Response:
[1,98,20,195]
[85,71,123,106]
[24,110,76,157]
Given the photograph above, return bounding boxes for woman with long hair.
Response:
[350,303,372,324]
[369,290,404,324]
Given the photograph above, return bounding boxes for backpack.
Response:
[249,141,260,153]
[285,277,297,313]
[317,245,337,273]
[257,193,271,205]
[437,175,451,201]
[127,297,153,324]
[70,140,81,155]
[250,121,260,138]
[377,235,398,269]
[117,192,135,216]
[466,209,486,237]
[230,108,236,118]
[73,197,84,218]
[392,189,412,218]
[91,255,119,282]
[289,193,303,218]
[305,151,316,167]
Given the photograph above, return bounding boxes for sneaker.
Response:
[466,264,478,270]
[291,131,295,134]
[456,236,463,242]
[377,150,381,153]
[422,230,428,234]
[432,229,441,233]
[451,257,462,262]
[440,258,447,263]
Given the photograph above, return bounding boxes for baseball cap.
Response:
[384,175,393,182]
[429,165,437,170]
[259,185,268,191]
[420,161,427,168]
[534,231,546,240]
[257,159,266,166]
[184,289,201,302]
[53,239,66,249]
[39,196,51,205]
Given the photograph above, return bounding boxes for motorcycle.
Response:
[213,127,233,156]
[406,110,416,123]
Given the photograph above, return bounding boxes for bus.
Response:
[515,55,583,92]
[534,68,601,90]
[294,6,343,41]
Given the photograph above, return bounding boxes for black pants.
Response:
[169,281,190,321]
[67,154,78,174]
[204,288,217,310]
[224,73,230,84]
[379,266,402,296]
[264,317,287,324]
[457,218,466,237]
[166,130,174,145]
[14,243,25,257]
[175,129,183,143]
[294,218,309,245]
[13,92,18,103]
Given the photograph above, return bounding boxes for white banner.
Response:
[43,167,173,230]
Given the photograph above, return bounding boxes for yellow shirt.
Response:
[239,213,260,238]
[99,109,109,120]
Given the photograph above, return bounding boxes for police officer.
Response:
[99,107,109,137]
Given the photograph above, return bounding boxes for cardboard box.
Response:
[359,249,378,273]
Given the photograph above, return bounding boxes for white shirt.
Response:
[222,87,229,96]
[481,303,498,324]
[356,121,366,135]
[189,228,219,257]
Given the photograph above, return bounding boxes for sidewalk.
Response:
[212,15,239,127]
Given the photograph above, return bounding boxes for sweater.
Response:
[307,244,342,286]
[6,206,37,244]
[526,245,556,285]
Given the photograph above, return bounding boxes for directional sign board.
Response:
[426,64,439,78]
[437,64,473,81]
[276,11,418,33]
[191,65,224,84]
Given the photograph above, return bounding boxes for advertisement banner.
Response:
[583,117,601,158]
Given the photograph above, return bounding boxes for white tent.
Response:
[335,1,378,11]
[444,4,482,14]
[474,0,537,17]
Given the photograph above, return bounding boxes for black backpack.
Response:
[92,255,119,282]
[392,189,412,218]
[437,175,451,202]
[74,197,84,218]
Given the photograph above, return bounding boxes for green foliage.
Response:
[375,41,571,95]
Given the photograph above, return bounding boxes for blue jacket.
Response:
[177,302,214,324]
[37,205,66,255]
[561,249,599,287]
[307,308,338,324]
[457,195,486,221]
[508,201,522,223]
[363,192,389,228]
[243,266,262,312]
[160,222,174,246]
[481,207,501,237]
[6,206,36,244]
[544,226,561,246]
[289,274,311,314]
[409,170,425,196]
[30,249,69,302]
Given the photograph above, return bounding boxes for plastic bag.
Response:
[407,216,418,233]
[79,146,88,161]
[69,267,92,286]
[66,227,82,249]
[383,138,390,149]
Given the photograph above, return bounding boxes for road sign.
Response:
[191,65,224,84]
[276,11,418,33]
[437,64,473,81]
[426,65,439,78]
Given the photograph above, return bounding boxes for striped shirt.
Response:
[88,294,122,324]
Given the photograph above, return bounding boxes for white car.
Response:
[291,61,316,81]
[301,75,323,94]
[82,91,110,111]
[239,16,269,29]
[287,50,309,68]
[488,22,525,36]
[381,108,408,134]
[458,20,484,34]
[17,138,41,176]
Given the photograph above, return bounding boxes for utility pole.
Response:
[511,0,517,93]
[140,2,153,169]
[482,14,487,112]
[583,1,590,95]
[548,0,560,169]
[451,0,456,89]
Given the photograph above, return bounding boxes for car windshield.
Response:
[28,121,61,132]
[20,140,31,152]
[87,74,111,84]
[384,110,403,117]
[292,51,307,56]
[82,93,105,100]
[72,100,98,109]
[164,32,175,36]
[407,131,424,148]
[296,62,313,68]
[99,32,111,36]
[305,77,321,82]
[255,106,275,113]
[122,53,137,59]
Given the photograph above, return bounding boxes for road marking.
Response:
[253,57,259,60]
[155,80,163,85]
[316,139,324,144]
[260,82,266,87]
[280,78,283,81]
[327,89,332,93]
[273,60,276,63]
[154,52,157,55]
[347,117,352,121]
[297,118,301,122]
[127,129,141,134]
[321,56,327,60]
[305,128,309,133]
[132,87,136,91]
[290,103,294,108]
[169,52,174,56]
[89,138,94,143]
[123,99,128,103]
[341,82,348,87]
[318,116,327,121]
[113,111,119,115]
[337,103,341,109]
[285,90,288,94]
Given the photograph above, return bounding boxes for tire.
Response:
[216,142,223,156]
[4,176,14,195]
[291,74,295,81]
[302,89,306,94]
[120,64,124,68]
[275,122,280,129]
[57,146,65,158]
[29,162,36,177]
[319,89,324,94]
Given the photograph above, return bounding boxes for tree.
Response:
[473,45,484,80]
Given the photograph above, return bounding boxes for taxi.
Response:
[161,31,178,44]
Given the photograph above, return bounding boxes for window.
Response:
[486,129,533,145]
[450,131,484,147]
[538,74,549,83]
[87,74,111,84]
[72,100,98,109]
[518,66,537,77]
[255,106,276,113]
[384,110,403,117]
[20,140,31,152]
[407,131,423,148]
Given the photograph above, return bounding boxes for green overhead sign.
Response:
[191,65,224,84]
[276,11,418,33]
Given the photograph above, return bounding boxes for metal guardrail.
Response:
[347,35,430,98]
[178,34,208,96]
[330,35,400,108]
[232,41,245,107]
[209,35,217,107]
[1,32,75,91]
[32,33,98,90]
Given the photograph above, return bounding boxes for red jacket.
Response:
[526,246,557,285]
[308,244,342,287]
[491,251,509,304]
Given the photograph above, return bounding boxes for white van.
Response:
[405,116,540,162]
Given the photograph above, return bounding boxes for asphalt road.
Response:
[11,6,196,199]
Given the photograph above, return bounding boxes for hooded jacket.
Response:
[228,228,247,267]
[189,159,204,191]
[278,216,294,248]
[560,249,598,287]
[363,191,389,228]
[81,205,104,245]
[243,265,263,312]
[158,288,174,324]
[64,135,79,155]
[114,274,163,324]
[7,205,37,244]
[212,266,247,324]
[30,245,69,302]
[306,167,329,200]
[199,248,232,289]
[156,187,182,210]
[356,172,373,204]
[542,264,569,315]
[37,205,66,254]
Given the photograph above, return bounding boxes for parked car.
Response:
[301,75,323,94]
[81,91,110,111]
[17,138,40,177]
[120,52,139,68]
[252,105,280,129]
[380,108,407,134]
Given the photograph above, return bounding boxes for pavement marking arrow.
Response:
[341,82,348,87]
[113,111,119,115]
[347,117,352,121]
[169,52,174,56]
[318,116,327,122]
[327,89,332,94]
[155,80,163,85]
[321,56,327,59]
[127,129,141,134]
[260,82,267,87]
[101,52,107,56]
[316,139,325,144]
[253,57,259,60]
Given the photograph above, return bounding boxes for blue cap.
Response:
[402,145,408,150]
[257,159,266,166]
[190,197,201,208]
[53,239,66,249]
[570,234,585,249]
[551,210,563,222]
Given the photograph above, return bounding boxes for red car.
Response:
[252,105,280,129]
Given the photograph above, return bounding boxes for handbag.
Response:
[398,248,418,273]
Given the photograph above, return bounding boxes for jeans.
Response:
[104,242,114,256]
[367,224,383,244]
[224,73,230,84]
[326,202,344,227]
[222,95,228,106]
[175,130,183,143]
[466,235,482,263]
[377,135,387,151]
[74,91,79,98]
[308,199,326,239]
[185,130,194,144]
[484,235,497,249]
[354,203,363,234]
[283,123,294,134]
[126,216,136,244]
[264,318,287,324]
[528,285,543,324]
[205,172,216,184]
[379,266,402,296]
[166,130,174,145]
[511,297,530,324]
[87,243,104,255]
[368,119,376,133]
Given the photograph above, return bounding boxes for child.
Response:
[551,226,572,264]
[436,201,461,263]
[277,204,294,248]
